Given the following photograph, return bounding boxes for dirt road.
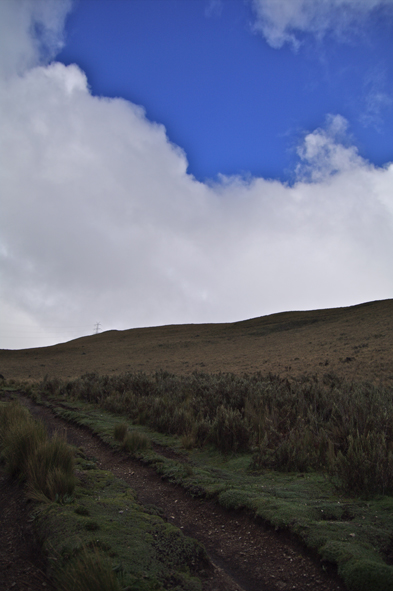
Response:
[6,394,346,591]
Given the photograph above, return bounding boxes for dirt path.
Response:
[0,468,56,591]
[19,395,346,591]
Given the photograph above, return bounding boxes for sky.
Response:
[0,0,393,350]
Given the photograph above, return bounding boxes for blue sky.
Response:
[57,0,393,181]
[1,0,393,349]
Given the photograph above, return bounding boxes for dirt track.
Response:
[11,394,347,591]
[0,468,56,591]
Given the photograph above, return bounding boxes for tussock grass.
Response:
[113,422,127,442]
[122,430,150,453]
[37,396,393,591]
[0,401,76,502]
[0,400,31,440]
[0,403,47,478]
[57,546,121,591]
[31,389,393,591]
[40,370,393,496]
[27,434,76,502]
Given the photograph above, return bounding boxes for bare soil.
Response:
[0,468,55,591]
[1,299,392,386]
[8,394,347,591]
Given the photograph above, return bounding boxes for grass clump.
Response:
[341,559,393,591]
[27,434,76,502]
[113,422,128,442]
[0,401,76,502]
[57,546,121,591]
[122,431,151,454]
[329,432,393,496]
[0,402,47,478]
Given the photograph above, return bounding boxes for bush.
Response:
[329,432,393,496]
[38,371,393,495]
[209,406,250,454]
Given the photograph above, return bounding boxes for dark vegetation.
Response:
[31,374,393,591]
[40,370,393,497]
[0,400,75,502]
[0,400,207,590]
[2,301,393,591]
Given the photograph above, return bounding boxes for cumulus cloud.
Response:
[1,0,393,348]
[295,114,364,181]
[251,0,393,48]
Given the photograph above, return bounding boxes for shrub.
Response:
[38,371,393,495]
[209,406,250,454]
[329,432,393,496]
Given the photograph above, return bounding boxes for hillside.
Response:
[1,299,392,384]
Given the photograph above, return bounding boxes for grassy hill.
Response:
[1,299,392,383]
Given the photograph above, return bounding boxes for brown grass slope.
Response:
[1,299,392,384]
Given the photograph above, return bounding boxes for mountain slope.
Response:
[1,299,392,383]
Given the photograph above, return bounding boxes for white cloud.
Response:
[251,0,393,48]
[0,0,72,78]
[1,0,393,349]
[295,114,365,181]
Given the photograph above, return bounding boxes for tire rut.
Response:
[21,395,347,591]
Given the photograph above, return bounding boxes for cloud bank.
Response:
[1,0,392,348]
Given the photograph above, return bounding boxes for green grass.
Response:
[38,370,393,496]
[122,430,151,453]
[27,434,76,502]
[34,392,393,591]
[0,401,76,502]
[113,422,128,442]
[56,546,122,591]
[0,398,208,591]
[39,451,207,591]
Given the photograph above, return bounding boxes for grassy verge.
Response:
[0,397,207,591]
[39,451,207,591]
[30,390,393,591]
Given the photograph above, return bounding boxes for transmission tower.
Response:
[94,322,101,335]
